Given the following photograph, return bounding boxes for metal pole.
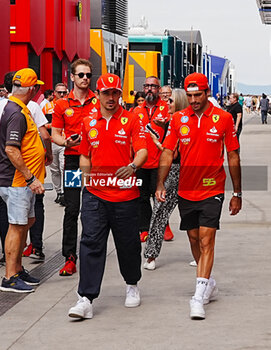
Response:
[190,26,193,70]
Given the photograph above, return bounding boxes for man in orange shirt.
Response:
[52,59,99,276]
[68,73,147,320]
[134,76,168,242]
[156,73,242,320]
[0,68,45,293]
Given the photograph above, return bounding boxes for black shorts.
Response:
[178,194,224,230]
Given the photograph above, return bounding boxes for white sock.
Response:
[194,277,208,301]
[204,276,216,298]
[208,276,216,287]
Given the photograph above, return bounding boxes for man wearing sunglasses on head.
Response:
[52,58,99,277]
[133,76,169,243]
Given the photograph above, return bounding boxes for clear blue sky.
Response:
[129,0,271,85]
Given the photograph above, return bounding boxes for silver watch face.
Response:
[129,163,136,172]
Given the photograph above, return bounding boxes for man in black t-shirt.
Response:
[228,93,243,142]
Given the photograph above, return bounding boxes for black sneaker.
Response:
[29,248,45,262]
[18,267,40,286]
[0,273,34,293]
[54,193,61,203]
[58,193,65,206]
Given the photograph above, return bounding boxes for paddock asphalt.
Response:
[0,111,270,350]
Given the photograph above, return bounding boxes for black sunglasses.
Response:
[143,84,159,90]
[56,90,67,95]
[74,72,92,79]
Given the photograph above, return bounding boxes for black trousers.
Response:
[78,189,141,300]
[0,197,8,256]
[30,193,44,250]
[63,155,81,260]
[136,168,158,232]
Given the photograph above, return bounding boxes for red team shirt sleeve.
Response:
[51,100,65,129]
[162,114,179,151]
[130,116,147,153]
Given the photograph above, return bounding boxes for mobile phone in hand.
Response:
[70,134,79,141]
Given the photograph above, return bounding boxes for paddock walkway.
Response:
[0,111,270,350]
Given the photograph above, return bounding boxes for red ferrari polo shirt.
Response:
[52,89,99,155]
[79,106,147,202]
[134,98,168,169]
[163,102,239,201]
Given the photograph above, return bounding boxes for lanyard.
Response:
[144,105,158,122]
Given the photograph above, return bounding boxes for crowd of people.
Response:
[221,92,270,125]
[0,61,242,321]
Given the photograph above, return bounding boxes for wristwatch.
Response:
[128,163,137,173]
[232,192,242,198]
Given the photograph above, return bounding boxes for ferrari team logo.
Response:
[212,115,220,123]
[89,128,98,139]
[65,108,74,117]
[159,106,165,111]
[121,117,128,125]
[138,114,144,120]
[92,98,97,105]
[108,77,114,83]
[180,125,190,136]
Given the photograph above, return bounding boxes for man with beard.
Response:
[134,76,168,242]
[156,73,241,320]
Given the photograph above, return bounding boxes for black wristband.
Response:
[26,175,36,186]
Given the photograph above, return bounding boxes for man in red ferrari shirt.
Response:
[156,73,242,320]
[134,76,168,242]
[52,58,99,276]
[68,73,147,320]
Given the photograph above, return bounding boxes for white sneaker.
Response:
[143,259,156,270]
[68,293,93,319]
[203,280,218,305]
[190,297,205,320]
[125,285,140,308]
[189,260,197,267]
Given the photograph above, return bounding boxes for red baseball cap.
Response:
[13,68,44,87]
[184,73,209,92]
[96,73,122,92]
